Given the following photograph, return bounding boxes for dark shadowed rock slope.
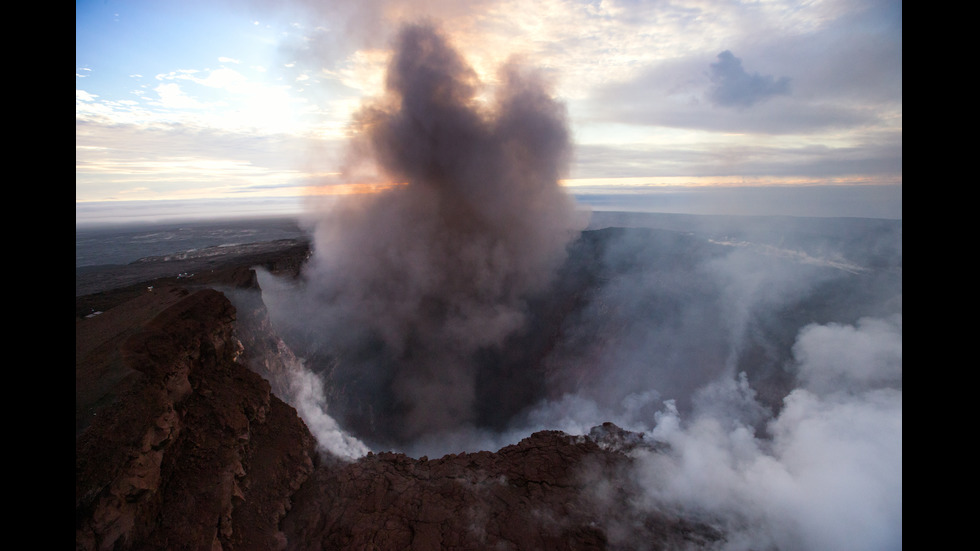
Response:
[75,240,723,550]
[75,287,319,550]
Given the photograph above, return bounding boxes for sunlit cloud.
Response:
[152,82,204,110]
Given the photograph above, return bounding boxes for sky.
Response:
[76,0,902,223]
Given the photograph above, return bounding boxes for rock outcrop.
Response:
[76,287,318,550]
[281,426,719,550]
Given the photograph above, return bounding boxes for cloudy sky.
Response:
[76,0,902,222]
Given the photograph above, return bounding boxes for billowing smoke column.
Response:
[290,22,582,447]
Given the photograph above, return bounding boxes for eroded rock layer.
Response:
[76,288,317,551]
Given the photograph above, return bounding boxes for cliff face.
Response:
[76,287,318,550]
[75,279,721,550]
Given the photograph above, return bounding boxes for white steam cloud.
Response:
[620,316,902,551]
[793,315,902,395]
[286,359,371,461]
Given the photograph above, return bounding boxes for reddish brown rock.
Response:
[279,429,719,550]
[76,288,318,551]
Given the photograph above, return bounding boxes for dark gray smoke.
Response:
[265,22,583,448]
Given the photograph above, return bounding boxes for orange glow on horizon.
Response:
[300,181,408,196]
[75,174,900,205]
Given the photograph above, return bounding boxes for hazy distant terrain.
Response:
[75,216,307,268]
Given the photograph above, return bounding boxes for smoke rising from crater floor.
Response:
[272,22,583,447]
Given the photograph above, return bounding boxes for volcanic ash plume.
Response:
[287,23,583,447]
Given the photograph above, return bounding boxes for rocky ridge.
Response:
[75,241,723,550]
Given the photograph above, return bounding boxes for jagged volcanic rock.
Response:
[281,428,720,550]
[76,287,318,550]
